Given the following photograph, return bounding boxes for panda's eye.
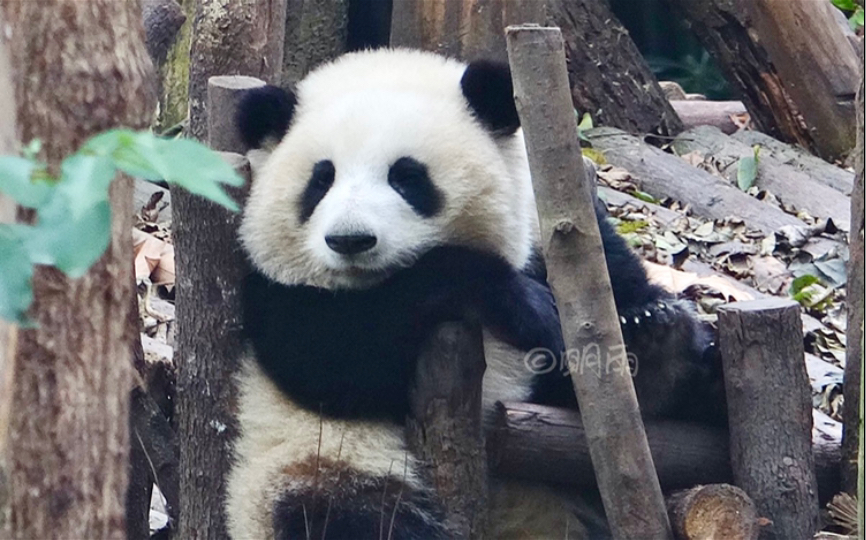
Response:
[388,157,442,218]
[298,160,335,223]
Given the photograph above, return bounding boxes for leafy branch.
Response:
[0,130,243,323]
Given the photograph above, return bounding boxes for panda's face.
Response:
[239,50,536,290]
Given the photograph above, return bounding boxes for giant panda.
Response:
[226,48,722,540]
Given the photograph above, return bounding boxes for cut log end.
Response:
[667,484,760,540]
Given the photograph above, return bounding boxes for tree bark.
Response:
[173,153,249,540]
[841,43,864,496]
[155,0,194,132]
[731,130,854,195]
[718,299,819,540]
[281,0,349,86]
[666,0,859,161]
[406,322,487,539]
[187,0,287,141]
[546,0,683,136]
[0,10,18,532]
[506,26,672,539]
[672,126,851,231]
[745,0,859,162]
[488,402,842,503]
[0,1,154,537]
[666,484,759,540]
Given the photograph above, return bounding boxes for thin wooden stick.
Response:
[505,25,672,539]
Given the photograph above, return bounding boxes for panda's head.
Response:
[237,49,536,290]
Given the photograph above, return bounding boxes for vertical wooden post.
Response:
[407,322,487,539]
[506,25,672,540]
[718,298,819,540]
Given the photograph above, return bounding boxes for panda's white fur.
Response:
[240,50,537,291]
[228,47,718,540]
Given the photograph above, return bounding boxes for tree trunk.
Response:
[406,322,488,539]
[0,1,154,537]
[281,0,349,86]
[187,0,287,141]
[546,0,683,136]
[718,299,819,540]
[841,43,864,496]
[0,10,18,532]
[506,26,673,539]
[745,0,859,162]
[666,0,859,161]
[155,0,194,132]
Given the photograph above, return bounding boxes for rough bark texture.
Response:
[0,11,18,532]
[173,153,249,540]
[672,126,851,231]
[718,299,819,540]
[488,402,732,491]
[281,0,348,86]
[488,402,841,500]
[406,322,487,539]
[0,1,154,538]
[506,26,672,539]
[841,46,865,496]
[547,0,683,136]
[731,130,854,195]
[666,0,858,161]
[207,76,265,153]
[126,330,153,540]
[142,0,187,67]
[746,0,859,162]
[666,484,759,540]
[155,0,194,132]
[585,127,823,236]
[187,0,287,141]
[390,0,545,64]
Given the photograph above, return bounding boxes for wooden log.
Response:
[585,127,811,235]
[489,402,842,503]
[547,0,683,136]
[406,322,487,539]
[841,44,864,496]
[673,126,851,231]
[488,402,732,491]
[666,484,759,540]
[731,131,854,195]
[718,299,819,540]
[187,0,287,141]
[663,0,834,156]
[207,75,266,154]
[669,100,746,135]
[172,153,249,540]
[746,0,860,161]
[506,26,673,539]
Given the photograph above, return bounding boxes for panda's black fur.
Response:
[229,50,724,540]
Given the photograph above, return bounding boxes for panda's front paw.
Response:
[480,273,564,355]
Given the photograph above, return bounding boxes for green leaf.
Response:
[27,193,112,278]
[631,190,658,204]
[577,112,594,132]
[58,154,116,220]
[22,139,42,161]
[0,156,51,208]
[83,129,163,180]
[0,224,34,323]
[791,274,820,295]
[832,0,857,11]
[850,7,864,29]
[737,152,758,191]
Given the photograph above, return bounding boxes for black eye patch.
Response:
[388,157,442,217]
[298,160,335,223]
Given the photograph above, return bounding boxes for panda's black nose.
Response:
[325,234,377,255]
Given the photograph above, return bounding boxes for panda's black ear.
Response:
[460,60,520,137]
[236,85,297,150]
